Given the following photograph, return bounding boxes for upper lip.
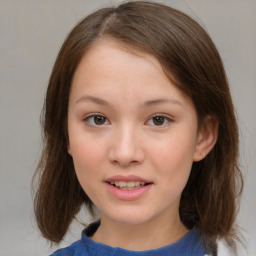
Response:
[105,175,152,183]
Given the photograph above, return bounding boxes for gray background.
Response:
[0,0,255,255]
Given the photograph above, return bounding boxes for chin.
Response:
[102,208,154,226]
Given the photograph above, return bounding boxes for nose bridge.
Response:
[110,122,144,166]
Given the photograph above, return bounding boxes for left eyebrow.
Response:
[140,98,182,108]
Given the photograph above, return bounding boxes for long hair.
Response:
[33,1,243,254]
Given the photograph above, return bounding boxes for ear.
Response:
[67,143,72,156]
[193,116,219,162]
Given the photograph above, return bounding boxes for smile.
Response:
[109,181,146,190]
[105,175,153,200]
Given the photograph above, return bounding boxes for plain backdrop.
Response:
[0,0,255,255]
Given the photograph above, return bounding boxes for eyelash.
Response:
[83,113,173,127]
[83,113,110,127]
[146,114,173,127]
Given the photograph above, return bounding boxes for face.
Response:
[67,39,202,227]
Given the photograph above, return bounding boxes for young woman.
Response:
[33,1,243,255]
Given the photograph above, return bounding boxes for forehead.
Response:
[75,38,164,76]
[72,39,167,90]
[70,38,193,107]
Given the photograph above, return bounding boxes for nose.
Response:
[109,125,145,167]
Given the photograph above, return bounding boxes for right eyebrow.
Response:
[75,95,110,106]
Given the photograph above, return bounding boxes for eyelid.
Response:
[150,113,173,119]
[83,113,110,127]
[146,113,174,126]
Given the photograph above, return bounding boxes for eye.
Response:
[83,114,110,126]
[147,115,172,126]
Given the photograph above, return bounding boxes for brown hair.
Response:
[33,1,243,254]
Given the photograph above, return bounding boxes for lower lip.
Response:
[105,182,152,201]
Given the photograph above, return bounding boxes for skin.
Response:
[67,39,218,251]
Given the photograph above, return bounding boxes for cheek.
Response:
[153,135,196,165]
[151,134,196,185]
[70,138,106,177]
[70,139,105,199]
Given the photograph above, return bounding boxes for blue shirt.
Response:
[50,222,208,256]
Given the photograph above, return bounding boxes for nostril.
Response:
[108,135,145,166]
[111,159,141,167]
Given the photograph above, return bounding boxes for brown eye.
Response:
[152,116,165,126]
[146,115,172,127]
[94,116,106,125]
[84,114,109,126]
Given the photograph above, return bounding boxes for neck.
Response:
[91,213,189,251]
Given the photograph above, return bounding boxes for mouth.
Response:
[105,175,153,191]
[108,180,151,190]
[105,175,153,200]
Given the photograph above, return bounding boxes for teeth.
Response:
[109,181,146,189]
[119,181,126,187]
[135,181,140,187]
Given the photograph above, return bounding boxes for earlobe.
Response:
[67,144,72,156]
[193,116,219,162]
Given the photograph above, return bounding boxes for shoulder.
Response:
[49,222,100,256]
[174,227,209,256]
[49,240,88,256]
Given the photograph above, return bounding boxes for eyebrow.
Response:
[75,95,110,106]
[140,98,182,108]
[75,95,182,107]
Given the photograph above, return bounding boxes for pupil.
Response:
[94,116,105,125]
[153,116,164,125]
